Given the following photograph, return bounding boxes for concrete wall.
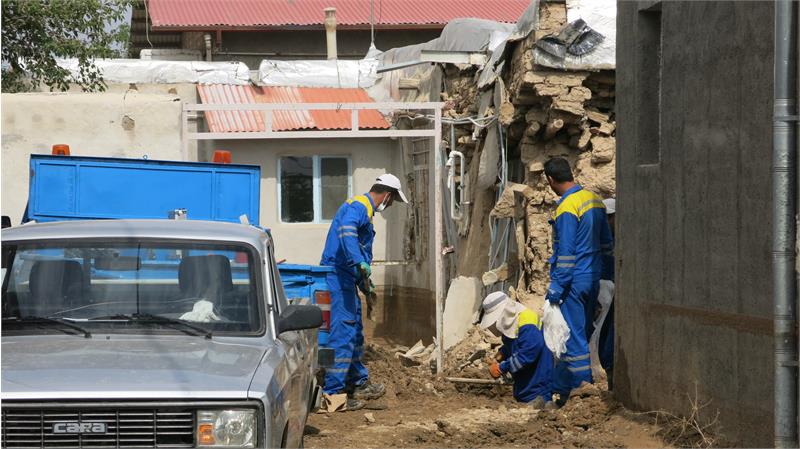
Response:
[209,29,442,68]
[1,86,198,224]
[616,2,774,446]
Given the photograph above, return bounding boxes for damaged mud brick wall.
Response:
[440,65,499,279]
[442,0,616,310]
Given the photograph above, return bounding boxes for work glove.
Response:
[488,362,502,379]
[357,262,371,280]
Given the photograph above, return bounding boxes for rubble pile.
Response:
[442,327,501,376]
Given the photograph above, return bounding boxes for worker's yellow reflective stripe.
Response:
[517,309,542,330]
[347,195,374,220]
[555,189,605,219]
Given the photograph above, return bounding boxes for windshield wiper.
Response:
[3,316,92,338]
[88,313,213,339]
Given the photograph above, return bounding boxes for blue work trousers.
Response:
[323,270,369,394]
[552,279,598,395]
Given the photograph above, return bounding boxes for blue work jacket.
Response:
[320,194,376,279]
[499,308,553,402]
[547,185,614,303]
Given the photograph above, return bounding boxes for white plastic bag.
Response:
[542,301,571,358]
[589,280,615,379]
[180,299,221,322]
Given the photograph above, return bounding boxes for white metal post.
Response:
[433,107,444,374]
[181,104,189,160]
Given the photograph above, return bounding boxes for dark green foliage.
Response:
[2,0,133,92]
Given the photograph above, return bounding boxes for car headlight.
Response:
[197,409,256,447]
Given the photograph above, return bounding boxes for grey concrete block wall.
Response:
[616,1,774,446]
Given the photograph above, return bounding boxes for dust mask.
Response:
[376,194,391,213]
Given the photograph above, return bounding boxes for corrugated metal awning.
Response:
[149,0,529,28]
[197,85,390,133]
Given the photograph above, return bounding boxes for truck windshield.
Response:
[1,241,263,336]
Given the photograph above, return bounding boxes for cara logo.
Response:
[53,422,108,434]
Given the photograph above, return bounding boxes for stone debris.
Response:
[364,413,376,424]
[482,263,511,286]
[442,276,484,350]
[396,340,436,368]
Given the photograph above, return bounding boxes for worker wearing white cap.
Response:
[480,291,553,407]
[320,174,407,410]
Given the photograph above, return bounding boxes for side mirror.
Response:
[277,304,322,334]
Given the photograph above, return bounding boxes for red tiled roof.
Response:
[148,0,529,28]
[197,85,390,132]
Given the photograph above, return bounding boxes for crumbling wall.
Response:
[440,0,616,311]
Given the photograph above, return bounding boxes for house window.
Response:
[279,156,351,223]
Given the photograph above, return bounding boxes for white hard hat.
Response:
[603,198,616,215]
[375,174,408,203]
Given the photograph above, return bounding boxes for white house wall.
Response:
[209,138,415,282]
[1,87,199,224]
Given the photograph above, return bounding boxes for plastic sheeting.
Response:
[257,59,379,88]
[370,18,515,101]
[477,1,539,89]
[56,59,251,85]
[533,0,616,70]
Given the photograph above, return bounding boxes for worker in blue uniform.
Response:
[320,174,407,410]
[543,157,613,406]
[480,291,553,408]
[599,198,616,390]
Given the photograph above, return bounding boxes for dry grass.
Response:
[637,384,720,448]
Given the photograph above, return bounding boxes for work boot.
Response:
[546,393,568,409]
[343,398,365,411]
[543,400,560,411]
[351,382,386,400]
[528,396,546,410]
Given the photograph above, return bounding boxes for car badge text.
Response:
[53,422,108,434]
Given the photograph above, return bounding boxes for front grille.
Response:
[1,406,195,448]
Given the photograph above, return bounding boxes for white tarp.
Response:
[533,0,616,70]
[257,59,379,88]
[371,18,515,101]
[57,59,251,85]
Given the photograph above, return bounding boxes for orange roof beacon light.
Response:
[52,144,70,156]
[212,150,231,164]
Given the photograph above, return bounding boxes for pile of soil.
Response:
[306,342,667,448]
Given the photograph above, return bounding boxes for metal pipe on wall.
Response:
[774,1,799,447]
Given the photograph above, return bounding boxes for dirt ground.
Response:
[305,344,669,448]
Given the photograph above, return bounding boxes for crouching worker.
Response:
[480,291,553,408]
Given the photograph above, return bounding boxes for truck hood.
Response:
[1,336,267,400]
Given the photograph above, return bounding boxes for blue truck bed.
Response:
[24,155,260,224]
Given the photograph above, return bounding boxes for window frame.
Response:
[277,155,352,224]
[1,237,269,338]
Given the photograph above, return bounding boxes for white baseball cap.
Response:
[603,198,616,215]
[375,174,408,203]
